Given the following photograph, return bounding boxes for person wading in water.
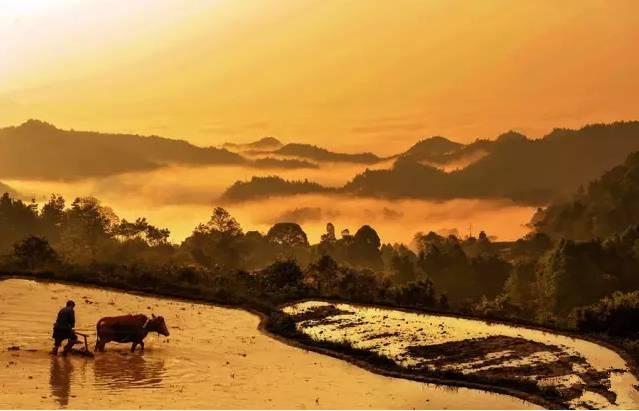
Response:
[51,300,78,356]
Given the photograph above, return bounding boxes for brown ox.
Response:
[95,314,169,353]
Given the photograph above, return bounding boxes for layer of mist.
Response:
[6,163,535,244]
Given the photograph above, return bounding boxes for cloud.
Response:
[6,165,535,244]
[271,207,323,224]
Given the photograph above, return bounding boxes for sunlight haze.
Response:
[2,0,639,153]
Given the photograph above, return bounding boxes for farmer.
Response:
[51,300,78,356]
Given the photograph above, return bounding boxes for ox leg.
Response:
[131,342,137,353]
[139,341,144,352]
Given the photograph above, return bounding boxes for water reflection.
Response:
[49,357,74,408]
[94,353,165,390]
[285,301,639,409]
[1,279,541,409]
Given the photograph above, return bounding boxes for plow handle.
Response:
[74,331,91,352]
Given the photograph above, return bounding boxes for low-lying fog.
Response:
[5,163,536,244]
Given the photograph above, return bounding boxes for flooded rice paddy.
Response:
[0,279,537,409]
[283,301,639,409]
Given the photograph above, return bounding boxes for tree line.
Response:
[4,145,639,349]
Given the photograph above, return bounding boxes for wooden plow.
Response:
[70,331,95,358]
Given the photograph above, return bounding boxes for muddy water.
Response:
[0,279,537,409]
[283,302,639,409]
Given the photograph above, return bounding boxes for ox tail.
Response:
[96,319,106,340]
[96,318,104,332]
[95,319,105,352]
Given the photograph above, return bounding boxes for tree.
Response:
[320,222,336,243]
[267,223,309,247]
[115,217,170,246]
[206,207,242,236]
[388,278,437,308]
[13,236,59,270]
[390,244,419,284]
[0,193,39,252]
[347,225,383,270]
[504,260,538,315]
[39,194,65,243]
[182,207,245,270]
[61,197,118,261]
[317,222,338,259]
[418,242,478,303]
[576,291,639,337]
[470,254,512,299]
[145,224,170,246]
[257,259,304,291]
[536,239,616,316]
[354,225,381,248]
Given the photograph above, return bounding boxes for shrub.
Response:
[576,291,639,337]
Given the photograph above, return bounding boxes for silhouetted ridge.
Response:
[495,130,529,143]
[223,137,283,152]
[275,143,380,163]
[400,136,463,161]
[221,120,639,204]
[0,121,311,179]
[535,150,639,240]
[221,176,330,202]
[344,157,450,198]
[18,119,59,132]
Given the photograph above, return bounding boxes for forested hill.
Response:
[345,122,639,203]
[0,120,311,180]
[395,136,464,163]
[223,137,283,152]
[222,121,639,204]
[273,143,381,164]
[534,150,639,240]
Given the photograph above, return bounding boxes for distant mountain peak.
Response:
[496,130,528,143]
[423,135,454,143]
[275,143,379,163]
[17,119,58,132]
[256,136,282,145]
[401,135,463,159]
[223,136,283,152]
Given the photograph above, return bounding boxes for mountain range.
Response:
[222,137,283,152]
[0,120,315,180]
[4,119,639,207]
[221,121,639,204]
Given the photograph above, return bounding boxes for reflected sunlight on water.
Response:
[284,301,639,409]
[0,279,538,409]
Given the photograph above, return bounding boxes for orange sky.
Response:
[1,0,638,154]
